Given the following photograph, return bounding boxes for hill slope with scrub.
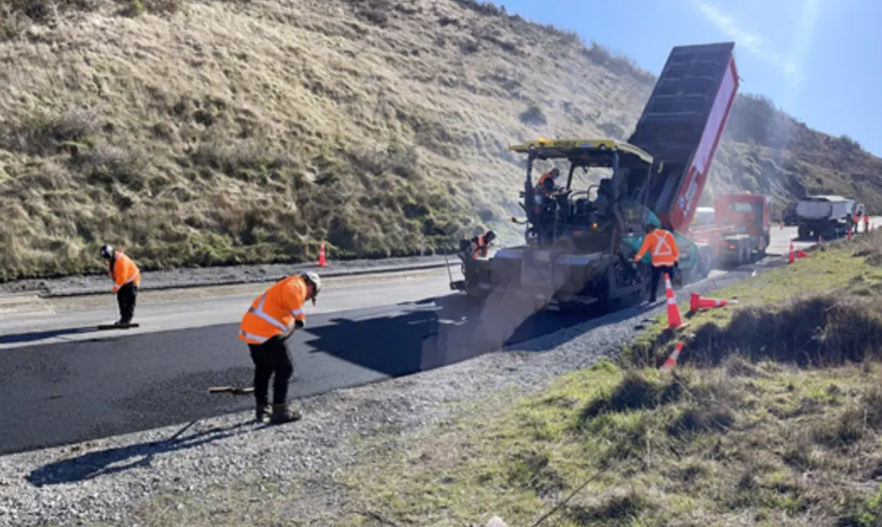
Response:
[1,0,880,281]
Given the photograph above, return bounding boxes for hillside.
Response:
[1,0,881,282]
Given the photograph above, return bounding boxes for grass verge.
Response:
[100,232,882,526]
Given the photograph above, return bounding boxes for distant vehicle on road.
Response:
[795,195,863,240]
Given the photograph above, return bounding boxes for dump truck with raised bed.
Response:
[795,195,864,240]
[450,41,739,312]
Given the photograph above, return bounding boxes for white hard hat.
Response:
[301,272,321,304]
[100,245,114,259]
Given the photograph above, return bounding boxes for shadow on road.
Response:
[303,289,634,377]
[26,419,255,487]
[0,326,98,344]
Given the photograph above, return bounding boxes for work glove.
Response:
[295,319,305,330]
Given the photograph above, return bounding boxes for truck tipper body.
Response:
[628,41,739,232]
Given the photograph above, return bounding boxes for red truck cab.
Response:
[689,192,771,265]
[715,194,771,237]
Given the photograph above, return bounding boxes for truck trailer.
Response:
[450,41,740,312]
[795,195,864,240]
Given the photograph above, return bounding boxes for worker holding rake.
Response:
[238,271,321,424]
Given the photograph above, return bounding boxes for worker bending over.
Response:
[633,223,679,303]
[238,271,321,424]
[100,245,140,326]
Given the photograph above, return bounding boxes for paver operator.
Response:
[633,223,679,303]
[238,271,322,424]
[100,245,141,326]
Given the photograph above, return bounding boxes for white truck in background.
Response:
[795,195,864,240]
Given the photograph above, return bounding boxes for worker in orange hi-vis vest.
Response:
[471,230,496,259]
[633,223,680,303]
[238,272,321,424]
[100,245,141,326]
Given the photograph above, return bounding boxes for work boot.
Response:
[270,403,302,424]
[255,403,271,423]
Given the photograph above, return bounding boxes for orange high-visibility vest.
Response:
[238,275,309,345]
[634,229,679,267]
[472,234,489,259]
[108,252,140,293]
[536,171,557,190]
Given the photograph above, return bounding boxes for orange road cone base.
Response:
[689,292,738,313]
[661,342,684,370]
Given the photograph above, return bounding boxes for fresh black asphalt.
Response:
[0,293,613,456]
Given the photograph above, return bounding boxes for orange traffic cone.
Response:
[661,342,684,370]
[317,241,327,267]
[788,239,795,264]
[818,234,823,246]
[689,291,738,313]
[796,249,810,258]
[664,273,688,330]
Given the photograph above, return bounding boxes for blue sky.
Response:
[495,0,882,157]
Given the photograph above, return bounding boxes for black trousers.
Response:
[116,283,138,323]
[650,265,674,301]
[248,336,294,407]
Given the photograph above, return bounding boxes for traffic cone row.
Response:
[689,291,738,314]
[317,241,327,267]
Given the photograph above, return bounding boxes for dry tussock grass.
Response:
[1,0,880,281]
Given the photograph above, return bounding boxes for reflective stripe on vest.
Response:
[239,329,268,343]
[248,293,290,333]
[652,232,674,256]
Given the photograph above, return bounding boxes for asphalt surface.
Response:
[1,222,877,456]
[0,288,611,456]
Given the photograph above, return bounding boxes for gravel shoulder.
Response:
[0,261,780,527]
[0,255,452,297]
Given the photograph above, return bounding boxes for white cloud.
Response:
[690,0,805,85]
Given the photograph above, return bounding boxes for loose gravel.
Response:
[0,260,782,527]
